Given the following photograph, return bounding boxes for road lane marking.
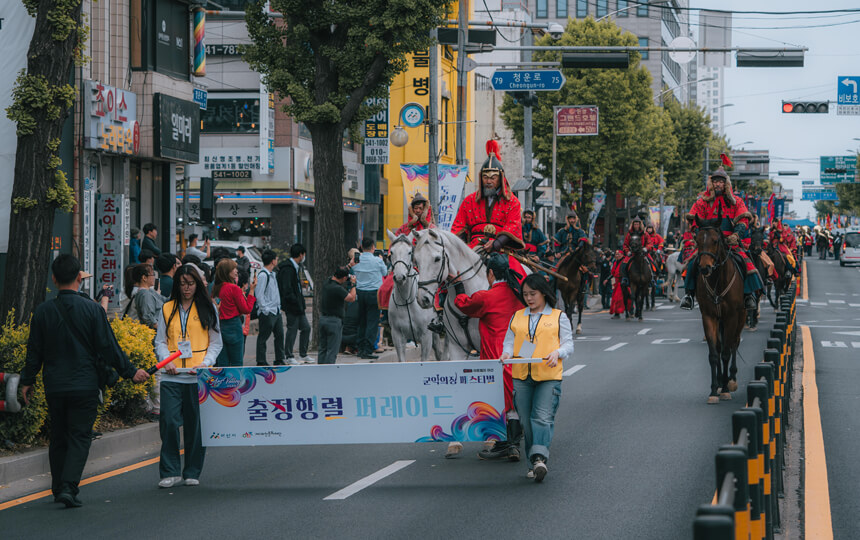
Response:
[563,364,586,376]
[832,331,860,336]
[604,343,627,352]
[575,336,611,341]
[0,450,183,511]
[850,304,860,308]
[802,325,834,540]
[829,300,846,304]
[802,260,808,300]
[656,305,674,310]
[637,328,651,335]
[651,338,690,344]
[324,460,415,500]
[810,302,827,306]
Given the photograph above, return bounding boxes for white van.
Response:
[841,231,860,266]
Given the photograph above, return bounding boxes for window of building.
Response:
[713,98,718,105]
[536,0,548,18]
[713,81,719,88]
[617,0,629,16]
[638,37,649,59]
[637,1,648,17]
[299,123,311,139]
[576,0,588,17]
[557,0,568,17]
[596,0,608,18]
[201,95,261,134]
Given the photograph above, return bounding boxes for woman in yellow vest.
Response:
[154,264,223,488]
[500,273,574,483]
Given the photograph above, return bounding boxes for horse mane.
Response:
[417,229,482,268]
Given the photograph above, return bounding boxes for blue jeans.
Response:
[512,377,562,462]
[216,317,245,367]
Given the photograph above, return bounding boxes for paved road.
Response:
[798,257,860,539]
[2,290,783,538]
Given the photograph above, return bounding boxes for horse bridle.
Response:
[695,226,736,313]
[390,235,419,280]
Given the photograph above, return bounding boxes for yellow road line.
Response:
[0,450,181,511]
[801,325,833,540]
[802,260,809,300]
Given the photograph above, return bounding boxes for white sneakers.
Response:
[158,476,199,488]
[299,356,313,364]
[285,357,300,365]
[158,476,182,488]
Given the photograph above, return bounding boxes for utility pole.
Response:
[703,146,709,188]
[455,0,467,165]
[658,165,664,236]
[428,28,439,209]
[551,107,558,237]
[522,29,534,211]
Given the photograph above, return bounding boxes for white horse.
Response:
[664,250,685,303]
[412,229,486,359]
[386,230,448,363]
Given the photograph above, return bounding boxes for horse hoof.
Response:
[576,326,582,335]
[727,380,738,392]
[707,396,720,404]
[719,392,732,401]
[749,326,757,332]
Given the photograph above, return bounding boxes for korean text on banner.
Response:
[400,164,469,231]
[198,362,505,446]
[96,194,125,309]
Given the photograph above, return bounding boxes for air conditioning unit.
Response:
[347,179,359,191]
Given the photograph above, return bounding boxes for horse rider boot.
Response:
[679,246,760,311]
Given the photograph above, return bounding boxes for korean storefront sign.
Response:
[154,93,200,163]
[83,81,139,155]
[363,96,389,165]
[96,193,125,309]
[187,202,271,220]
[198,361,505,446]
[259,80,275,175]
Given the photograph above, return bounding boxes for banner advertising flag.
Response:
[198,362,505,446]
[648,206,661,230]
[400,164,469,231]
[766,194,775,224]
[774,197,785,220]
[587,191,605,241]
[661,206,675,237]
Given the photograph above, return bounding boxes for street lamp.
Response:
[724,121,746,129]
[654,77,716,104]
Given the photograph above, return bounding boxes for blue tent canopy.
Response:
[783,219,815,228]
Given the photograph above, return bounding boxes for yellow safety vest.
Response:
[162,300,210,368]
[510,308,564,381]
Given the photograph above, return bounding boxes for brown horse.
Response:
[765,242,790,308]
[694,218,744,404]
[557,242,599,334]
[622,234,652,321]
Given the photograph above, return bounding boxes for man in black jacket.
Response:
[141,223,161,255]
[278,243,311,364]
[20,255,149,508]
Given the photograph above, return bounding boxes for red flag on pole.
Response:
[720,153,733,168]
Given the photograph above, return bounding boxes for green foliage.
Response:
[46,169,77,212]
[102,318,157,420]
[661,99,711,206]
[5,72,76,137]
[244,0,452,133]
[815,183,860,216]
[499,17,676,209]
[0,312,47,446]
[12,197,38,213]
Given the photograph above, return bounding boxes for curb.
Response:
[0,422,160,486]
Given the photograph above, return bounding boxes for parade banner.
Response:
[774,198,785,220]
[587,191,605,242]
[198,362,505,446]
[661,206,675,238]
[400,164,469,231]
[648,206,661,229]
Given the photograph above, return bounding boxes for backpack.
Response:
[250,270,273,320]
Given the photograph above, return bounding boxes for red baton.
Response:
[148,350,183,375]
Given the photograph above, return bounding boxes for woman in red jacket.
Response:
[212,259,257,367]
[609,251,628,318]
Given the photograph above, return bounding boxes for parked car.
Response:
[201,240,264,272]
[840,231,860,266]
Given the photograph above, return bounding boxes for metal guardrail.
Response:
[693,280,797,539]
[0,372,22,413]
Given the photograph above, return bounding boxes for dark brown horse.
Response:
[622,234,652,321]
[695,218,744,404]
[766,242,791,308]
[557,242,599,334]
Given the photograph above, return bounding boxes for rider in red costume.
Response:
[619,217,654,286]
[680,167,762,311]
[395,192,434,237]
[451,140,525,253]
[645,224,664,251]
[769,218,798,274]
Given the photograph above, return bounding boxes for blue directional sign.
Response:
[193,88,208,110]
[801,189,838,201]
[838,76,860,104]
[491,70,566,92]
[820,155,857,184]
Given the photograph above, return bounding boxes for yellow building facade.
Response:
[382,2,475,238]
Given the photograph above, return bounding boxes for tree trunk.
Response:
[606,184,617,249]
[308,123,346,348]
[1,0,81,324]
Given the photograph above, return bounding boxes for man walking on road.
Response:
[352,237,388,359]
[255,250,287,366]
[278,243,311,364]
[20,254,149,508]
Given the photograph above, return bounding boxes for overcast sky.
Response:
[691,0,859,218]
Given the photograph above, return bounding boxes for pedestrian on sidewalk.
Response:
[154,264,222,488]
[278,243,311,364]
[142,223,161,255]
[185,234,210,260]
[255,250,286,366]
[20,255,150,507]
[450,253,524,461]
[318,267,357,364]
[500,273,574,483]
[125,264,164,329]
[155,253,181,300]
[212,259,256,367]
[352,237,388,359]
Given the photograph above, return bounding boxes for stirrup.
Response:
[680,295,694,310]
[744,295,757,310]
[428,317,446,336]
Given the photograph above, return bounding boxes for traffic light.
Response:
[562,52,630,69]
[781,101,829,113]
[507,91,538,107]
[200,177,216,224]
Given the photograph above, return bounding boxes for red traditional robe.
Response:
[686,188,756,274]
[609,261,630,315]
[454,281,524,413]
[451,191,525,250]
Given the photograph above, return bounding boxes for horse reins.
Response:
[696,226,737,317]
[390,235,421,344]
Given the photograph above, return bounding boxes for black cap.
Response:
[486,253,509,276]
[710,168,728,179]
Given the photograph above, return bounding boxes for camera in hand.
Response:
[354,252,361,264]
